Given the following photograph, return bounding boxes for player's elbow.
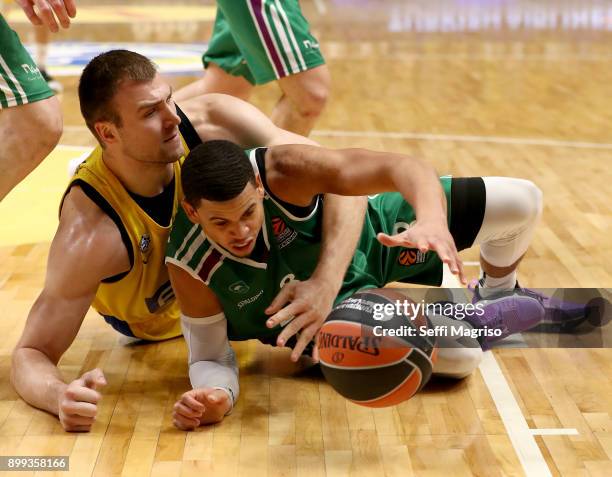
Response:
[267,145,304,177]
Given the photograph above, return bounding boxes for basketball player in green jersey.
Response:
[11,50,366,433]
[174,0,329,136]
[166,140,545,428]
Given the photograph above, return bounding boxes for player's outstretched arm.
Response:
[16,0,77,32]
[167,264,238,429]
[264,145,465,283]
[10,187,127,431]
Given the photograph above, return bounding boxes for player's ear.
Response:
[94,121,118,146]
[255,174,264,199]
[181,199,200,224]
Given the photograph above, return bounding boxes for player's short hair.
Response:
[182,140,256,206]
[78,49,157,146]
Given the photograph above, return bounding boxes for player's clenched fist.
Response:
[172,388,231,430]
[57,368,106,432]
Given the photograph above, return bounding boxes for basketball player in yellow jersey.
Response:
[10,50,367,432]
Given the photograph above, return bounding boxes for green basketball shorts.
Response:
[204,0,326,85]
[0,14,53,109]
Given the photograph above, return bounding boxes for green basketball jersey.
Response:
[166,148,453,341]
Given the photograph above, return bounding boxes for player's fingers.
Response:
[290,325,317,362]
[174,401,203,419]
[311,343,320,363]
[60,400,97,418]
[34,0,60,32]
[83,368,107,390]
[452,250,466,284]
[417,238,430,253]
[438,243,466,284]
[311,332,321,363]
[19,3,44,26]
[64,386,101,406]
[275,313,310,347]
[267,301,304,330]
[48,0,71,28]
[64,0,77,18]
[173,413,199,431]
[265,283,295,315]
[63,414,96,426]
[377,232,412,248]
[181,393,206,412]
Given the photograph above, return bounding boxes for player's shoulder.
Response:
[166,207,206,261]
[52,186,130,278]
[59,185,124,252]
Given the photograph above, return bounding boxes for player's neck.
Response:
[102,150,174,197]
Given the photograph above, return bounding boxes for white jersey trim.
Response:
[249,148,321,222]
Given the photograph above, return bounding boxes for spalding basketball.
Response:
[318,288,437,407]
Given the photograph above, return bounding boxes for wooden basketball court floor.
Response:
[1,1,612,475]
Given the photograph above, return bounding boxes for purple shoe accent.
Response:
[469,281,590,331]
[513,287,588,325]
[464,293,545,349]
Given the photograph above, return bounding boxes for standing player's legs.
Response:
[0,15,62,201]
[174,8,254,103]
[273,63,330,136]
[241,0,330,136]
[179,0,329,136]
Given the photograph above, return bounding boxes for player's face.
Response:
[189,180,266,258]
[112,74,184,164]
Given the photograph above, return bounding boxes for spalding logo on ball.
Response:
[318,288,437,407]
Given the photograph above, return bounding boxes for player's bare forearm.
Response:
[11,347,67,416]
[266,146,446,220]
[313,194,367,294]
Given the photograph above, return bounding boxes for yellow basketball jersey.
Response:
[62,139,190,341]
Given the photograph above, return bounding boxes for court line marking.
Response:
[442,265,552,476]
[63,125,612,150]
[479,352,553,477]
[312,130,612,150]
[529,428,579,436]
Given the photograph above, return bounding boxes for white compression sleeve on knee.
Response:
[473,177,543,267]
[181,313,239,408]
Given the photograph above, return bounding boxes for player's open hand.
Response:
[377,219,466,284]
[16,0,77,32]
[172,388,231,430]
[265,277,337,362]
[57,368,106,432]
